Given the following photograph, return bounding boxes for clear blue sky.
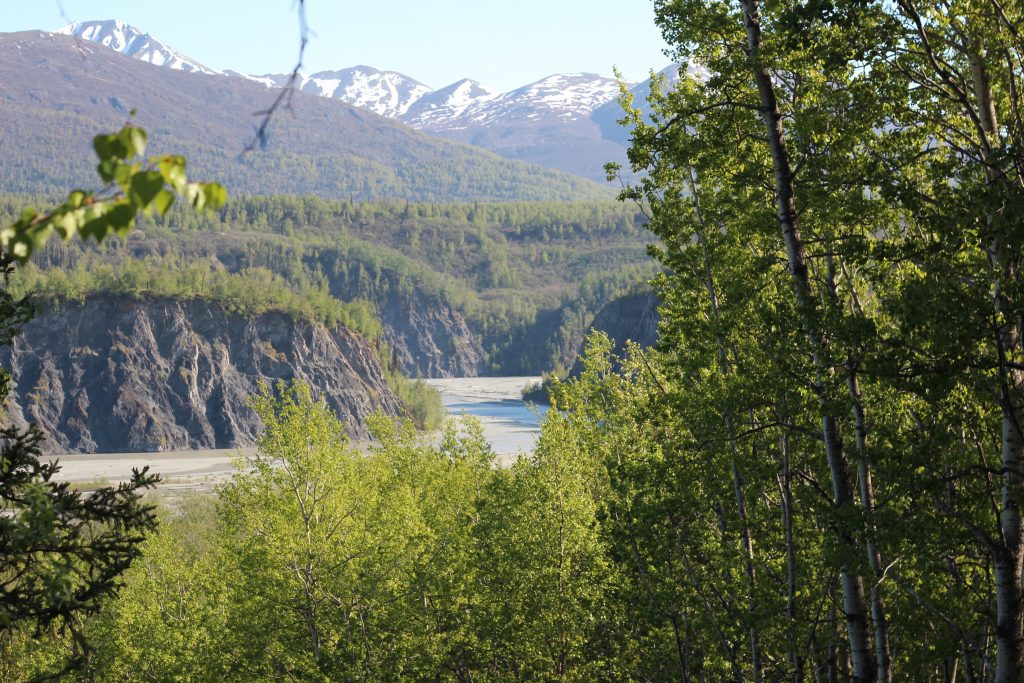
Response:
[0,1,673,91]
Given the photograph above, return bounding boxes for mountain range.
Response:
[54,19,681,180]
[0,28,612,202]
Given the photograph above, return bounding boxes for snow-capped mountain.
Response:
[51,20,629,132]
[297,66,432,118]
[493,73,623,119]
[403,79,500,127]
[408,73,622,132]
[56,19,218,75]
[43,19,688,180]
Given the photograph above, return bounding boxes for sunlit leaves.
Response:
[1,124,227,263]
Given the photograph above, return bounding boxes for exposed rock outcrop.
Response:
[1,296,404,454]
[570,291,659,375]
[313,255,486,378]
[376,290,486,378]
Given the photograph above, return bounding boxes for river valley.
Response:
[50,376,546,495]
[423,376,548,465]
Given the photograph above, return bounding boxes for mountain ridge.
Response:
[0,30,611,201]
[49,19,684,180]
[56,19,218,74]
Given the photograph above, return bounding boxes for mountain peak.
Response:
[403,77,499,125]
[54,19,218,75]
[300,66,432,117]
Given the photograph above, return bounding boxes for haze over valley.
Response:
[0,17,665,456]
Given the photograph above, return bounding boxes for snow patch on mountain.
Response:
[298,66,432,118]
[223,70,282,88]
[55,19,219,75]
[507,73,622,116]
[403,79,500,127]
[405,73,623,131]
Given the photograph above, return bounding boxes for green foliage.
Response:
[71,383,503,680]
[12,258,381,339]
[520,371,563,405]
[86,497,233,680]
[2,195,657,373]
[1,125,225,263]
[473,372,619,678]
[587,0,1024,678]
[384,370,444,430]
[0,380,635,681]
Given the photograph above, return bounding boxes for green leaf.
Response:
[185,182,226,212]
[129,171,166,210]
[121,126,147,158]
[157,155,188,193]
[151,189,175,217]
[92,133,129,163]
[78,200,135,242]
[96,159,119,184]
[111,164,135,194]
[51,208,85,240]
[66,191,89,208]
[201,183,227,211]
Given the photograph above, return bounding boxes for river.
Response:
[424,376,548,462]
[50,377,547,494]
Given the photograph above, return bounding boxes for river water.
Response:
[423,376,548,461]
[51,377,547,493]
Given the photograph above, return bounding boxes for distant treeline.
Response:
[12,259,381,340]
[1,195,659,373]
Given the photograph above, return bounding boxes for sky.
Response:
[0,1,674,92]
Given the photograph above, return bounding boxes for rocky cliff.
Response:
[376,290,486,378]
[1,296,404,454]
[570,291,659,375]
[313,254,486,378]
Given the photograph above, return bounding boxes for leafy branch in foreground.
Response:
[0,123,225,677]
[0,124,226,262]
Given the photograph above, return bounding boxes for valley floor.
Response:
[424,376,547,465]
[49,376,545,497]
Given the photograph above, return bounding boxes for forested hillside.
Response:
[0,31,612,202]
[0,196,657,375]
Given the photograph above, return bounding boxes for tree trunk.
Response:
[844,340,892,682]
[970,43,1024,683]
[779,430,803,682]
[738,1,875,678]
[831,256,892,683]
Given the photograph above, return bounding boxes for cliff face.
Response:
[376,290,485,378]
[570,291,659,375]
[313,255,486,378]
[1,296,403,454]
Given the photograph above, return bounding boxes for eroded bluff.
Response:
[375,287,485,378]
[1,296,404,454]
[570,290,659,375]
